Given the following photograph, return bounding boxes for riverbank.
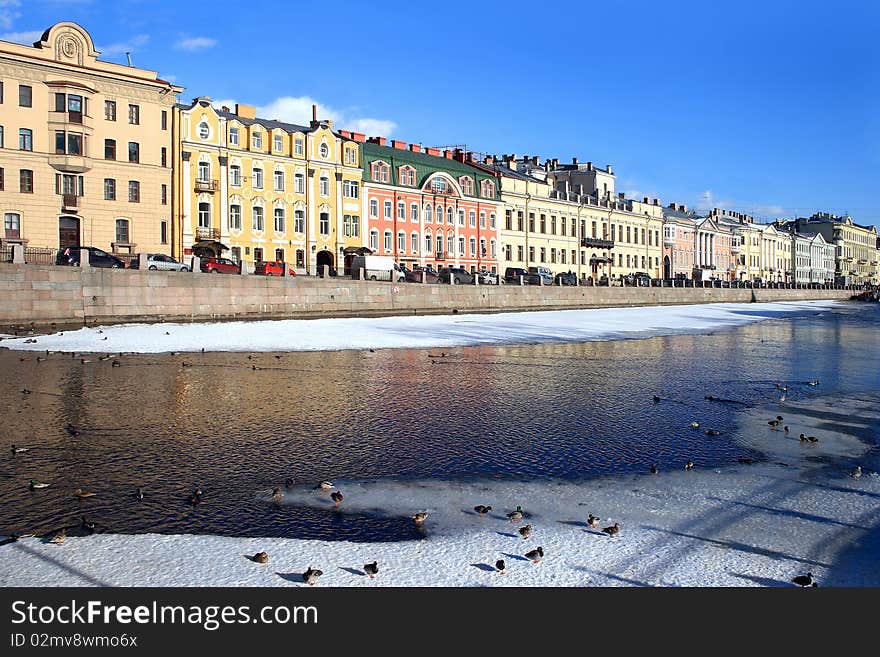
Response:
[2,393,877,587]
[0,299,848,353]
[0,262,856,329]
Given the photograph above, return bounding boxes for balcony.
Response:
[62,194,79,211]
[663,237,675,248]
[196,226,221,241]
[731,243,741,254]
[195,179,219,193]
[581,237,615,249]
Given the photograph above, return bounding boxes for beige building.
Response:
[0,23,181,255]
[173,99,363,273]
[788,213,878,285]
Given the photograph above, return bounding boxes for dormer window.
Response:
[460,177,473,195]
[399,166,415,186]
[431,178,447,193]
[198,122,210,139]
[229,127,239,146]
[480,180,495,198]
[319,142,329,158]
[372,162,389,183]
[252,131,262,149]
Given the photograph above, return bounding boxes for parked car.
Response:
[555,271,578,286]
[477,270,498,285]
[438,266,475,284]
[200,257,240,274]
[405,266,440,283]
[56,246,125,269]
[624,272,652,287]
[129,253,189,272]
[527,266,554,286]
[504,267,529,284]
[254,260,294,276]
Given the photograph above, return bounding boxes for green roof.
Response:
[360,141,499,200]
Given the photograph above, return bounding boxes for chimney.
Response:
[669,202,677,209]
[484,155,494,165]
[368,136,387,146]
[653,198,660,206]
[587,161,594,171]
[426,147,441,156]
[351,132,366,143]
[618,192,625,200]
[532,156,539,165]
[235,103,256,119]
[643,197,649,204]
[391,139,407,150]
[572,157,578,166]
[681,204,688,213]
[453,149,467,163]
[606,164,613,174]
[408,144,422,153]
[312,104,317,122]
[443,149,453,159]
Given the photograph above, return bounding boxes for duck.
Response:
[49,528,66,545]
[111,360,121,368]
[473,505,492,518]
[792,572,815,587]
[64,424,80,436]
[684,460,695,471]
[784,426,790,433]
[21,387,31,394]
[690,421,700,429]
[330,491,344,507]
[11,444,30,454]
[650,464,659,475]
[272,487,282,503]
[187,488,202,505]
[652,395,661,403]
[495,559,506,574]
[284,477,295,489]
[74,488,96,499]
[705,429,721,436]
[317,481,334,492]
[251,551,269,564]
[806,436,819,444]
[807,380,820,386]
[602,522,621,537]
[524,547,544,563]
[799,433,809,443]
[28,480,50,490]
[363,561,379,579]
[851,465,862,479]
[507,506,524,524]
[768,419,781,428]
[80,517,96,534]
[412,512,428,526]
[136,487,144,500]
[302,567,323,586]
[80,358,91,364]
[587,514,600,528]
[518,524,533,540]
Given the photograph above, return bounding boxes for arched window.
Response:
[469,211,476,227]
[197,161,210,181]
[115,218,130,243]
[319,142,329,158]
[252,205,264,231]
[458,210,465,226]
[479,211,486,228]
[397,202,406,221]
[480,238,487,257]
[469,237,476,257]
[424,204,433,223]
[370,229,379,251]
[447,207,454,224]
[274,207,285,233]
[5,212,21,239]
[319,175,330,196]
[384,229,392,253]
[411,204,419,222]
[425,231,433,254]
[397,231,406,252]
[436,205,443,223]
[369,199,378,217]
[411,232,419,254]
[447,234,454,255]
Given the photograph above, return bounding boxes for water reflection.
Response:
[0,304,877,541]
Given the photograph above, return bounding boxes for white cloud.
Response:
[212,95,398,136]
[97,33,149,57]
[0,0,21,31]
[0,29,41,44]
[174,36,217,51]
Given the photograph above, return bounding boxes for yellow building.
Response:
[0,22,181,255]
[471,155,663,280]
[789,213,878,285]
[173,99,362,273]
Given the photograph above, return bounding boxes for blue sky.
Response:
[5,0,879,230]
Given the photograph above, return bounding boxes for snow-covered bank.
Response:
[0,300,845,354]
[3,394,878,587]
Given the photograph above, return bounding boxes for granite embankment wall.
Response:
[0,263,858,328]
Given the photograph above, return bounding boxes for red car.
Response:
[254,260,295,276]
[200,257,240,274]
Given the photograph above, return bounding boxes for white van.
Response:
[351,255,406,282]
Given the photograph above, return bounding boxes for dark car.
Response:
[504,267,529,284]
[255,260,294,276]
[56,246,126,269]
[527,266,554,286]
[405,266,440,283]
[555,271,578,286]
[438,266,474,284]
[200,257,240,274]
[624,272,651,287]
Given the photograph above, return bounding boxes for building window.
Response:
[19,128,33,151]
[343,214,351,237]
[57,173,82,196]
[343,180,359,198]
[274,169,284,191]
[397,202,405,221]
[319,142,329,158]
[517,245,524,262]
[319,176,330,196]
[294,137,304,155]
[115,219,130,243]
[480,212,486,228]
[274,134,283,152]
[252,131,262,149]
[370,199,378,217]
[104,178,116,200]
[230,165,241,186]
[19,84,32,107]
[351,215,359,237]
[293,210,305,233]
[540,247,546,262]
[411,204,419,222]
[447,207,454,224]
[128,142,139,163]
[275,248,284,262]
[252,206,264,231]
[424,205,432,223]
[229,127,239,146]
[469,211,476,227]
[432,178,447,193]
[229,205,242,230]
[384,230,392,252]
[411,232,419,253]
[0,167,4,191]
[105,100,116,121]
[198,122,210,139]
[161,147,167,167]
[160,221,168,244]
[294,173,305,194]
[370,229,379,252]
[161,110,167,130]
[274,207,285,232]
[344,146,357,165]
[20,169,33,193]
[5,212,21,239]
[128,104,139,125]
[469,237,476,257]
[197,203,211,228]
[161,184,167,205]
[128,180,140,202]
[253,247,264,263]
[384,201,392,219]
[425,233,432,254]
[398,231,406,252]
[198,161,210,181]
[252,167,263,189]
[319,212,330,235]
